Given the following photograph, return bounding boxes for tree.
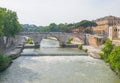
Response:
[0,7,21,48]
[31,20,97,33]
[21,24,40,32]
[39,26,50,32]
[73,20,97,33]
[3,10,21,37]
[100,39,114,62]
[0,8,6,36]
[74,20,97,28]
[58,23,65,32]
[109,46,120,75]
[49,23,58,32]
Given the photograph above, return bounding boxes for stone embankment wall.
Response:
[86,34,106,47]
[112,40,120,46]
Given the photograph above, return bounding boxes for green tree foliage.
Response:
[41,21,91,32]
[57,23,66,32]
[100,39,114,62]
[0,7,21,47]
[26,38,33,44]
[100,39,120,76]
[66,38,72,44]
[39,26,50,32]
[0,7,21,71]
[21,24,40,32]
[109,46,120,75]
[49,23,58,32]
[78,44,83,50]
[0,7,21,37]
[74,20,97,28]
[3,10,21,37]
[0,8,6,36]
[22,20,97,33]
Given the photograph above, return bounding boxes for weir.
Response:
[20,48,88,56]
[21,38,87,56]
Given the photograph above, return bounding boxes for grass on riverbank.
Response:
[0,52,12,72]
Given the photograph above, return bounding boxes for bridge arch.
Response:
[16,32,85,45]
[70,36,84,45]
[47,36,60,41]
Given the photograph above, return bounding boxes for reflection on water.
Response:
[0,56,120,83]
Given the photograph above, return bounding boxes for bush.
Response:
[78,44,83,50]
[101,39,114,62]
[83,49,88,52]
[66,38,72,44]
[109,46,120,75]
[99,39,120,76]
[99,52,104,59]
[0,52,12,71]
[26,38,33,44]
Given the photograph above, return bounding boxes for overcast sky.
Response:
[0,0,120,26]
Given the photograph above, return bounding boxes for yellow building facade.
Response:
[109,26,120,40]
[92,16,120,35]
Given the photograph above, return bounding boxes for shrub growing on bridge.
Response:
[78,44,83,50]
[66,38,72,44]
[26,38,33,44]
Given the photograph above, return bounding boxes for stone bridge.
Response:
[15,32,86,44]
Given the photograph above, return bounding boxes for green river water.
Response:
[0,48,120,83]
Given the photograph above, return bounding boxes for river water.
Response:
[0,55,120,83]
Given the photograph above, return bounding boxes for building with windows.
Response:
[108,25,120,45]
[109,26,120,40]
[90,16,120,46]
[92,16,120,35]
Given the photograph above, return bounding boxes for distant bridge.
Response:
[15,32,86,44]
